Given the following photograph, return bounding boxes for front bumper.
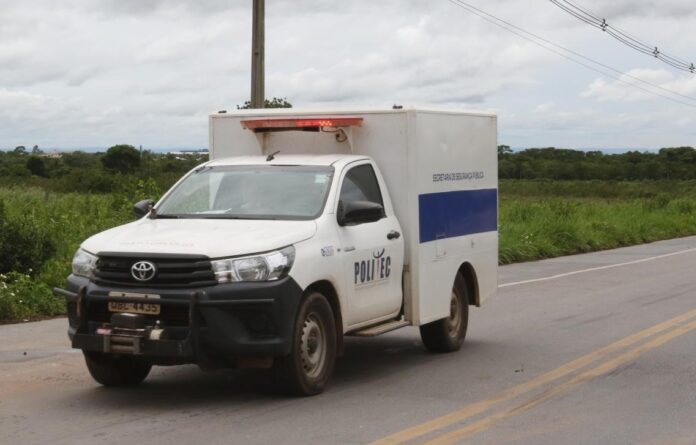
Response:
[54,275,303,363]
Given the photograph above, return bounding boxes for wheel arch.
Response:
[457,262,480,307]
[304,280,344,356]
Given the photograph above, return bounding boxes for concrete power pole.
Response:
[250,0,265,108]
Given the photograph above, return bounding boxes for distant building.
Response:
[39,151,63,159]
[167,149,209,159]
[167,149,209,155]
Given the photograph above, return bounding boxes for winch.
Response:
[98,313,167,355]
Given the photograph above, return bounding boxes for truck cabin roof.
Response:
[205,154,370,168]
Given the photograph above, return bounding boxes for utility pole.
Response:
[250,0,265,108]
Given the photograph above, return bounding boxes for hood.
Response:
[82,218,317,258]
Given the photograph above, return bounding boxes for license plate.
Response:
[108,301,161,315]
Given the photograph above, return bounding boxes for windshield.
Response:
[156,165,334,220]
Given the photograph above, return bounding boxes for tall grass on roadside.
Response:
[500,179,696,200]
[499,181,696,263]
[0,181,159,322]
[0,272,63,321]
[1,180,696,322]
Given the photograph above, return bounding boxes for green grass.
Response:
[498,180,696,263]
[1,180,696,322]
[499,179,696,200]
[0,188,133,287]
[0,185,152,322]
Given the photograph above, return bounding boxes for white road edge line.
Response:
[499,247,696,288]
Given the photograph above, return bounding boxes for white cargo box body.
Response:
[209,108,497,325]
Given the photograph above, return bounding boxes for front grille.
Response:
[94,254,216,288]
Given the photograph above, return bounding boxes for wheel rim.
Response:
[447,291,462,338]
[300,312,326,379]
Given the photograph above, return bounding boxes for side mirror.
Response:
[338,200,384,226]
[133,199,155,218]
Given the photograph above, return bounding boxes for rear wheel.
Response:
[83,352,152,387]
[420,273,469,353]
[274,292,336,396]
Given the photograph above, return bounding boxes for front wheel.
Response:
[83,352,152,387]
[420,273,469,353]
[274,291,336,396]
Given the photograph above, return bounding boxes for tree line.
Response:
[498,146,696,180]
[0,145,205,193]
[1,144,695,193]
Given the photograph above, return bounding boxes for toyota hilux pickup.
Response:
[54,108,498,396]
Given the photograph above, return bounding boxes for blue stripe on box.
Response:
[418,188,498,243]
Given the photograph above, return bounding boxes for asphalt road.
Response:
[2,236,696,445]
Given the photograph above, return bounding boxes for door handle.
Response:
[387,230,401,240]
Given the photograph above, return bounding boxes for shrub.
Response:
[0,272,62,321]
[26,156,48,177]
[53,169,118,193]
[101,144,141,174]
[0,200,56,275]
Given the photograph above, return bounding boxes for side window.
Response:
[339,164,385,214]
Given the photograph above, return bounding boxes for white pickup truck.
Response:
[55,108,498,395]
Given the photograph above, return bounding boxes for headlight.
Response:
[72,248,97,278]
[211,246,295,283]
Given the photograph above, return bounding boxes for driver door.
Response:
[336,162,404,327]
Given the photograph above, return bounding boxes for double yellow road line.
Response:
[372,308,696,445]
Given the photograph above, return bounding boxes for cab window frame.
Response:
[336,162,386,223]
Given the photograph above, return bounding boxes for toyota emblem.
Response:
[131,261,157,282]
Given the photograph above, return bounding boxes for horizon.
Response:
[0,146,673,155]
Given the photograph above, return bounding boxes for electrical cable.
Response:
[556,0,694,71]
[563,0,686,58]
[551,0,695,73]
[549,0,602,29]
[563,0,604,23]
[443,0,696,107]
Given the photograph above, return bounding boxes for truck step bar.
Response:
[349,319,409,337]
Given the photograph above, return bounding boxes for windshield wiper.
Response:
[154,214,180,219]
[202,215,267,220]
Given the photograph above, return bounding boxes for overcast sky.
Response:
[1,0,695,150]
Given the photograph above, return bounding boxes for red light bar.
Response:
[241,117,363,130]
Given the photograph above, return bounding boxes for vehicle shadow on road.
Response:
[61,331,495,411]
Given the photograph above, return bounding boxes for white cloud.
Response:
[571,0,696,20]
[535,103,554,113]
[581,69,696,103]
[0,0,695,149]
[0,89,56,118]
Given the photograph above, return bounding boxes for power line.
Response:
[560,0,603,23]
[562,0,689,62]
[551,0,696,74]
[549,0,602,29]
[444,0,696,108]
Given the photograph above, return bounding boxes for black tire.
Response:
[274,292,337,396]
[83,352,152,387]
[419,273,469,353]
